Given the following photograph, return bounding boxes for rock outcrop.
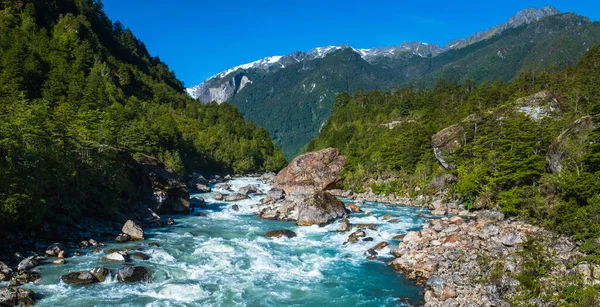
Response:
[274,148,345,195]
[431,124,464,170]
[548,115,599,174]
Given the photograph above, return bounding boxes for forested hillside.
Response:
[0,0,286,229]
[310,43,600,242]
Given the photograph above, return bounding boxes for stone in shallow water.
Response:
[117,265,152,283]
[122,220,144,241]
[265,230,297,238]
[61,271,98,285]
[130,252,151,260]
[103,252,127,263]
[46,243,66,257]
[90,267,110,282]
[17,256,39,271]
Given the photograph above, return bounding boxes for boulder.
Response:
[115,233,130,243]
[134,154,190,214]
[187,173,208,187]
[0,288,36,307]
[265,230,297,238]
[45,243,66,257]
[103,252,127,263]
[239,185,261,195]
[9,271,41,286]
[500,232,523,247]
[61,271,98,285]
[53,259,66,265]
[194,184,211,193]
[476,210,504,223]
[373,242,389,251]
[17,256,39,271]
[382,214,393,220]
[122,220,144,241]
[213,193,224,201]
[336,219,353,232]
[117,265,152,283]
[166,218,176,226]
[223,193,248,202]
[0,261,13,281]
[347,230,367,243]
[274,148,346,194]
[130,252,151,261]
[267,188,286,201]
[347,204,361,213]
[296,191,347,226]
[195,212,206,217]
[231,204,240,211]
[90,267,110,282]
[190,197,207,208]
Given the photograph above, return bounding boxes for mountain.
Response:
[188,6,600,159]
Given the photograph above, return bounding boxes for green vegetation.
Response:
[310,43,600,242]
[228,13,600,159]
[0,0,286,229]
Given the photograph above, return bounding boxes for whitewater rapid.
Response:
[3,177,432,306]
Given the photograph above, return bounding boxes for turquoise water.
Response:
[4,177,431,306]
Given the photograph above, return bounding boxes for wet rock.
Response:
[103,252,127,263]
[190,197,207,208]
[80,241,89,248]
[195,212,206,217]
[0,261,13,281]
[89,239,98,246]
[58,250,65,259]
[0,288,36,306]
[166,218,176,226]
[148,242,161,247]
[347,230,367,243]
[265,230,297,238]
[9,271,41,286]
[90,267,110,282]
[347,204,361,213]
[363,237,374,242]
[117,265,152,283]
[45,243,66,257]
[336,219,353,232]
[213,193,224,201]
[194,184,211,193]
[224,193,249,202]
[17,256,40,271]
[382,214,394,220]
[373,242,389,251]
[231,205,240,211]
[135,154,190,214]
[53,259,66,265]
[296,191,347,226]
[500,232,523,247]
[274,148,346,194]
[115,233,130,243]
[61,271,98,285]
[73,251,83,257]
[387,219,400,224]
[130,252,151,261]
[356,224,378,231]
[122,220,144,241]
[267,188,285,201]
[393,234,406,240]
[239,185,261,195]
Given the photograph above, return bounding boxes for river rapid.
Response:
[3,177,433,306]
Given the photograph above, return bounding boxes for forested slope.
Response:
[0,0,286,229]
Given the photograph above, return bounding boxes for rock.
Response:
[387,219,400,224]
[347,230,367,243]
[373,242,389,251]
[239,185,261,195]
[117,265,152,283]
[115,233,130,243]
[548,115,598,173]
[356,224,378,230]
[187,173,208,187]
[425,276,447,298]
[122,220,144,241]
[347,203,361,213]
[73,251,82,257]
[224,193,249,202]
[190,197,207,208]
[382,214,393,220]
[0,288,36,306]
[166,218,176,226]
[130,252,151,260]
[363,237,374,242]
[267,188,286,201]
[336,219,353,232]
[432,124,465,170]
[17,256,39,271]
[231,205,240,211]
[45,243,66,257]
[194,184,211,193]
[274,148,346,194]
[501,232,523,247]
[53,259,66,265]
[132,154,190,214]
[8,271,40,286]
[89,239,98,246]
[448,216,464,225]
[213,193,224,201]
[431,209,447,215]
[441,287,457,301]
[61,271,98,285]
[195,212,206,217]
[393,234,406,240]
[296,191,348,226]
[0,262,12,281]
[476,210,504,223]
[148,242,161,247]
[57,250,65,258]
[103,252,127,263]
[402,231,421,244]
[265,230,297,238]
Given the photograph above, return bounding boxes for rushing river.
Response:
[5,177,432,306]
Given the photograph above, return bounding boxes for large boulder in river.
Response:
[122,220,144,241]
[275,148,345,195]
[296,191,348,226]
[267,188,285,201]
[45,243,66,257]
[17,256,40,271]
[223,193,249,202]
[239,185,261,195]
[61,271,98,285]
[133,154,190,214]
[117,265,152,283]
[265,230,297,238]
[0,288,36,306]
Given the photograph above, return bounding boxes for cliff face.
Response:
[188,74,252,104]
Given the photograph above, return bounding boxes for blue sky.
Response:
[102,0,600,88]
